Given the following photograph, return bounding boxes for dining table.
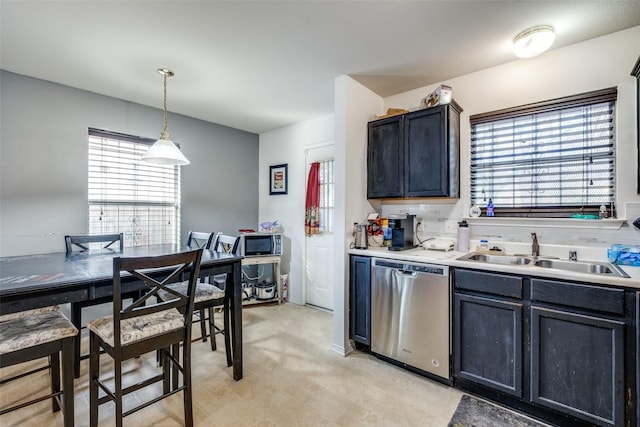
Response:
[0,244,244,381]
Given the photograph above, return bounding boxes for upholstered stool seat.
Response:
[158,280,225,304]
[88,309,184,347]
[0,309,78,354]
[0,305,60,321]
[0,307,78,426]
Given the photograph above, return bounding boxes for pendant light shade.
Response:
[512,25,555,58]
[142,68,190,166]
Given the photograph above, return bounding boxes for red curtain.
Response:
[305,162,320,236]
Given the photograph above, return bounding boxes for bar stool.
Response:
[158,233,237,367]
[0,306,78,427]
[88,249,202,427]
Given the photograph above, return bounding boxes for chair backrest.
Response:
[186,231,214,249]
[112,249,203,348]
[65,233,124,255]
[211,234,240,255]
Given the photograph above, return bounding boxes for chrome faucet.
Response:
[531,233,539,257]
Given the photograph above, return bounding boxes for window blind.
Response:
[88,128,180,246]
[469,88,616,217]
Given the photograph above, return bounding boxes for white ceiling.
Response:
[1,1,639,134]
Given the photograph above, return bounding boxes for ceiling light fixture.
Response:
[142,68,190,166]
[512,25,555,58]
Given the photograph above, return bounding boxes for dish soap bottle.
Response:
[486,198,494,217]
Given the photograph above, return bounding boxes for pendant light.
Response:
[512,25,555,58]
[142,68,190,165]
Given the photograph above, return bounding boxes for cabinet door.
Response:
[404,107,448,197]
[349,256,371,345]
[531,306,625,427]
[367,116,403,198]
[454,293,523,397]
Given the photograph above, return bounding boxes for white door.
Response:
[304,144,335,310]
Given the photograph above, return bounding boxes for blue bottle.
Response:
[486,198,494,217]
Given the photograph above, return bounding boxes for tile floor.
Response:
[1,303,463,426]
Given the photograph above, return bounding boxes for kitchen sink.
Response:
[462,253,532,265]
[533,259,628,277]
[458,252,630,278]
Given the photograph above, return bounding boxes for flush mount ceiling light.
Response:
[142,68,190,166]
[512,25,555,58]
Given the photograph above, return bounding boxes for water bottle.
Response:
[457,220,470,252]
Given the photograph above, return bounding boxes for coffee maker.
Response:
[388,214,415,251]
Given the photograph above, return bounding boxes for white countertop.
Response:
[350,246,640,290]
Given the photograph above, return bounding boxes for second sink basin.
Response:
[533,259,627,276]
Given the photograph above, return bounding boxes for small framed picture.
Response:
[269,164,288,195]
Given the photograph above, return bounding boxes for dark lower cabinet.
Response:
[453,268,634,427]
[454,293,523,397]
[530,306,624,427]
[637,291,639,426]
[349,255,371,345]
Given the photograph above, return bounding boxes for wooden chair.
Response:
[65,233,140,378]
[158,233,238,367]
[185,231,214,249]
[0,306,78,427]
[88,249,203,427]
[65,233,124,254]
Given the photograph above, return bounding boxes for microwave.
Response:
[239,233,283,257]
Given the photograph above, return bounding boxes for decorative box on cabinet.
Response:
[367,101,462,199]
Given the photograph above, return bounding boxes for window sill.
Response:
[464,217,627,230]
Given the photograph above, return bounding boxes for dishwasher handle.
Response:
[394,269,417,278]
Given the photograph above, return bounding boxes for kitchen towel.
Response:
[449,395,553,427]
[304,162,320,236]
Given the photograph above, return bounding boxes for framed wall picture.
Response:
[269,164,288,195]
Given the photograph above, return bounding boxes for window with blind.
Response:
[88,128,180,246]
[318,160,335,232]
[469,88,616,218]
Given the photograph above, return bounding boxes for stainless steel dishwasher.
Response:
[371,257,450,380]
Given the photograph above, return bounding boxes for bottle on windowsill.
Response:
[486,198,494,217]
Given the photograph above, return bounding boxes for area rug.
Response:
[449,395,551,427]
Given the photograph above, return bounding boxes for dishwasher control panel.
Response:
[372,258,448,276]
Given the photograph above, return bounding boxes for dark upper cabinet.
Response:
[367,116,403,198]
[367,101,462,199]
[349,255,371,345]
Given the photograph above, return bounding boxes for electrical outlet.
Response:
[444,220,457,234]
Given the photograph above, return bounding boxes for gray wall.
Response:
[0,70,259,256]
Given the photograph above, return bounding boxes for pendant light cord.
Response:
[159,69,173,140]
